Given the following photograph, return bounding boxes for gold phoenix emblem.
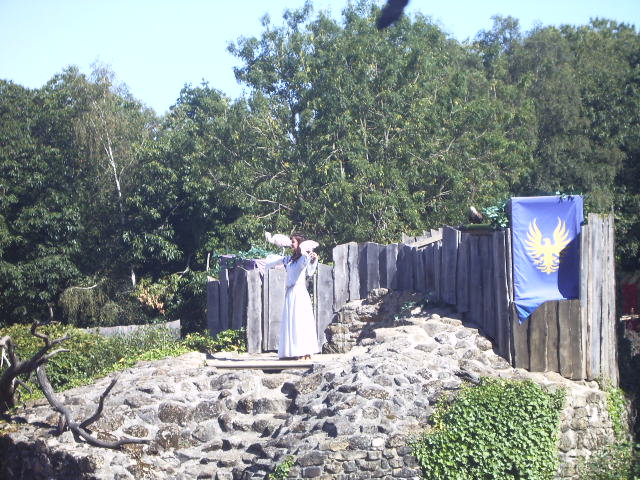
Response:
[525,217,571,274]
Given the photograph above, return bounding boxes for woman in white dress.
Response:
[265,234,320,360]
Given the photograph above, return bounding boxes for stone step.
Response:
[206,353,343,371]
[206,359,315,370]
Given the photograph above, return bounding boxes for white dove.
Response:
[299,240,319,253]
[265,231,292,248]
[265,231,292,255]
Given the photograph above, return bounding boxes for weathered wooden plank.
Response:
[511,303,530,370]
[579,224,589,380]
[413,246,427,294]
[467,235,483,327]
[480,235,495,339]
[359,242,381,298]
[347,242,360,301]
[262,269,270,351]
[379,243,398,290]
[316,264,335,350]
[588,214,602,379]
[433,241,442,302]
[492,231,508,358]
[505,228,515,365]
[231,268,248,330]
[219,269,230,331]
[546,301,559,373]
[456,232,470,314]
[424,244,434,294]
[332,243,349,311]
[529,301,550,372]
[597,215,611,377]
[559,299,582,379]
[246,269,262,353]
[267,268,286,351]
[207,279,222,336]
[397,244,415,292]
[411,232,443,248]
[570,299,584,379]
[441,226,459,305]
[607,215,619,385]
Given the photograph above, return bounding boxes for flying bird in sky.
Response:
[376,0,410,30]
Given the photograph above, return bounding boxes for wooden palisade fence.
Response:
[207,213,617,384]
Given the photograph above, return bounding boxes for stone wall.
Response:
[0,292,622,479]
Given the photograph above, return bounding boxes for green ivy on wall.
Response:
[269,455,295,480]
[412,378,565,480]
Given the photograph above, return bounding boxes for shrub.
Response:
[183,328,247,354]
[412,378,565,480]
[0,323,187,400]
[578,442,640,480]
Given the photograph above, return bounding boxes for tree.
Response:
[229,1,535,247]
[74,63,158,287]
[0,76,83,325]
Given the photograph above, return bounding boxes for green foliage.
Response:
[482,199,510,229]
[269,455,295,480]
[0,323,186,400]
[183,328,247,354]
[163,270,209,334]
[601,382,629,441]
[2,3,640,325]
[412,378,565,480]
[578,442,640,480]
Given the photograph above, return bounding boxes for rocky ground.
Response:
[0,290,617,479]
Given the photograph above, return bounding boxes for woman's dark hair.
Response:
[290,233,306,262]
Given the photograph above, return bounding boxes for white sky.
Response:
[1,0,638,114]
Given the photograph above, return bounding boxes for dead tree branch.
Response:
[0,322,70,413]
[36,366,150,449]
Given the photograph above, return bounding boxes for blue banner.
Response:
[510,195,584,321]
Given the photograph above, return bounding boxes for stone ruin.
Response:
[0,289,623,479]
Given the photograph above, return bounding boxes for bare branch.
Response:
[40,349,71,363]
[1,323,70,413]
[79,376,118,430]
[36,366,150,449]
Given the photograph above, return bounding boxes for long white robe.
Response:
[265,252,319,358]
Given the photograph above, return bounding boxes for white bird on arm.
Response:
[265,231,292,255]
[298,240,319,253]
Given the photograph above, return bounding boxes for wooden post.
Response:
[333,243,349,311]
[456,232,470,314]
[207,279,222,337]
[347,242,360,301]
[579,223,589,380]
[265,268,286,351]
[467,235,483,327]
[607,215,618,385]
[316,264,335,350]
[219,269,230,331]
[230,268,247,330]
[480,235,494,339]
[588,214,602,379]
[529,301,550,372]
[441,227,458,305]
[492,231,509,359]
[246,269,262,353]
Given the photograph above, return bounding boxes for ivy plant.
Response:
[412,378,565,480]
[269,455,295,480]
